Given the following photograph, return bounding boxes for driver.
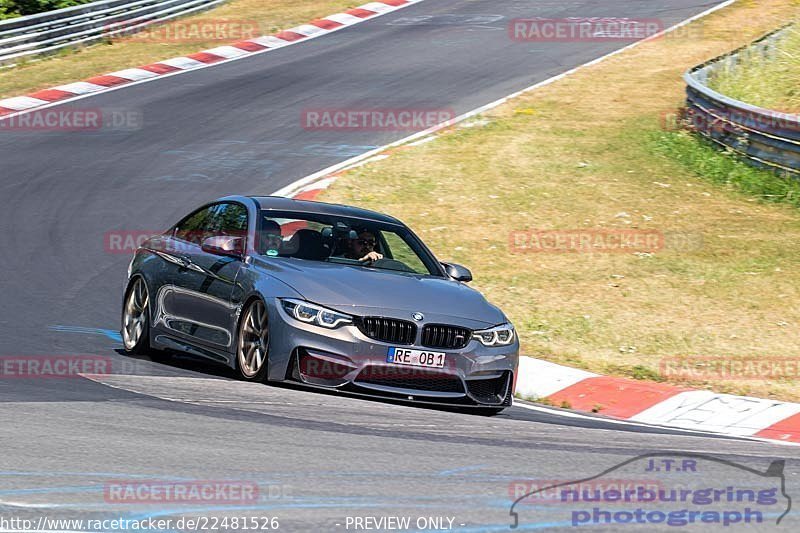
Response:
[344,229,383,263]
[259,219,282,256]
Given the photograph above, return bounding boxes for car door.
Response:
[149,203,214,343]
[153,202,246,354]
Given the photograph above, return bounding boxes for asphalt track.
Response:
[3,0,800,531]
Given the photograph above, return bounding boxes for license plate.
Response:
[387,347,446,368]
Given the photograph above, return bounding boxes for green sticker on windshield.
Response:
[267,249,278,257]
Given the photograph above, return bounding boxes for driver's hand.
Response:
[359,251,383,263]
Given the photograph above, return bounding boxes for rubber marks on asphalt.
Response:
[516,356,800,444]
[0,0,423,117]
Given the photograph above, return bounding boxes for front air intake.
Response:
[355,366,464,393]
[466,372,511,405]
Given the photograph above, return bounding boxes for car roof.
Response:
[246,195,404,225]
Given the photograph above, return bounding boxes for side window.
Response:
[174,206,214,244]
[208,203,248,236]
[173,203,248,245]
[382,232,429,274]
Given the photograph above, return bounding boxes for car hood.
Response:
[253,258,506,328]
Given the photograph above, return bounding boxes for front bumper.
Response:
[268,299,519,407]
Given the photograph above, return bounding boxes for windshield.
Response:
[256,210,443,276]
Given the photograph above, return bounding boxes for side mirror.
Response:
[442,262,472,282]
[201,235,244,259]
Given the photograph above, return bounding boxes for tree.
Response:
[2,0,94,18]
[0,0,20,20]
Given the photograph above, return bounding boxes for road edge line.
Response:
[272,0,737,198]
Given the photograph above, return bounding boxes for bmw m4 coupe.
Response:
[122,196,519,411]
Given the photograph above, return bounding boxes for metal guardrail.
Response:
[0,0,227,65]
[683,25,800,175]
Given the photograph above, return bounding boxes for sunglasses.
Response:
[357,238,376,247]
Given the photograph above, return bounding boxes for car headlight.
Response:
[473,323,515,346]
[280,299,352,329]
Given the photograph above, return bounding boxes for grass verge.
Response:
[649,130,800,206]
[706,24,800,111]
[0,0,356,99]
[320,0,800,401]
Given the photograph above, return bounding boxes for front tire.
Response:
[236,299,270,382]
[122,277,151,355]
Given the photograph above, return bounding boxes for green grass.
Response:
[707,25,800,111]
[648,129,800,207]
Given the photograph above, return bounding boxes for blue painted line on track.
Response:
[49,325,122,342]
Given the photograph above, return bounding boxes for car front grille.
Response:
[421,324,472,349]
[355,366,464,393]
[466,372,511,405]
[356,317,417,345]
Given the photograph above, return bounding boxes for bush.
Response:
[0,0,20,19]
[0,0,94,19]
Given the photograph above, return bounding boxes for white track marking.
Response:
[630,391,800,436]
[273,0,737,197]
[106,68,159,81]
[0,96,49,110]
[360,2,397,14]
[51,81,106,94]
[0,1,426,121]
[515,356,597,398]
[513,401,800,447]
[287,24,327,37]
[325,13,365,25]
[247,35,293,48]
[158,56,206,70]
[202,45,249,59]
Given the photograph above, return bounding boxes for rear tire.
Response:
[121,277,152,355]
[236,299,270,382]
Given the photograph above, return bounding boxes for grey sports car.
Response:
[122,196,519,411]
